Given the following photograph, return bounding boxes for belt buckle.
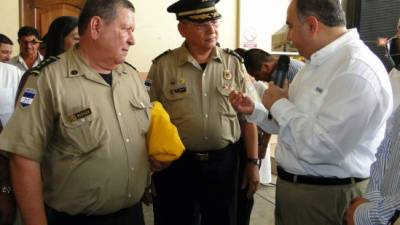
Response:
[194,152,209,161]
[292,175,298,183]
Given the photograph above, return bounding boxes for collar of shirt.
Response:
[66,46,128,83]
[176,42,222,67]
[17,53,43,70]
[309,28,359,67]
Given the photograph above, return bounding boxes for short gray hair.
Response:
[78,0,135,35]
[296,0,346,27]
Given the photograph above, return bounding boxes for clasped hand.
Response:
[229,80,289,114]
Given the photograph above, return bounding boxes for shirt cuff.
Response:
[270,98,294,126]
[363,191,382,202]
[246,101,268,124]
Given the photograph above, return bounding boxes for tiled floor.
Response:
[143,176,277,225]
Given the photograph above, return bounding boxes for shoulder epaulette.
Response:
[152,49,172,63]
[29,56,60,76]
[223,48,244,63]
[124,61,138,71]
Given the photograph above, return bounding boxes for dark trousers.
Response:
[152,144,239,225]
[390,211,400,224]
[46,203,145,225]
[236,139,254,225]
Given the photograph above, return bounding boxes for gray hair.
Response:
[296,0,346,27]
[78,0,135,35]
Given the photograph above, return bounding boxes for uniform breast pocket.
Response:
[162,87,191,119]
[60,114,101,155]
[129,98,151,136]
[216,85,237,116]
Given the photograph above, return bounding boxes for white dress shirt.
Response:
[354,106,400,225]
[0,62,23,126]
[247,29,393,178]
[9,53,43,73]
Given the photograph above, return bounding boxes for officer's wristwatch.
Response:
[246,157,259,166]
[0,185,13,194]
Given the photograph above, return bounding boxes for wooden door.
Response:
[20,0,85,37]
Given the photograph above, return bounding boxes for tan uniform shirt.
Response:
[147,43,247,151]
[0,46,151,215]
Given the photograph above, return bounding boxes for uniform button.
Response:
[204,136,209,140]
[202,73,206,77]
[126,138,130,142]
[128,194,132,198]
[80,118,86,122]
[130,167,134,171]
[118,112,122,116]
[205,114,208,118]
[204,93,207,97]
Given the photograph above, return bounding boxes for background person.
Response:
[9,26,43,72]
[0,34,13,62]
[243,48,303,84]
[44,16,79,58]
[386,32,400,109]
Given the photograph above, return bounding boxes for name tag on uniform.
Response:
[173,87,187,93]
[20,88,37,108]
[69,108,92,122]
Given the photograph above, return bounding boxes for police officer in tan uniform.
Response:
[147,1,259,225]
[0,1,155,225]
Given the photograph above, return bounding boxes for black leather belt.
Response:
[184,144,234,161]
[277,167,368,185]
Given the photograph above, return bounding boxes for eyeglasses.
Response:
[185,20,219,31]
[19,40,40,46]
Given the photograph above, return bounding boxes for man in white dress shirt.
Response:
[0,62,22,126]
[0,62,22,225]
[229,0,392,224]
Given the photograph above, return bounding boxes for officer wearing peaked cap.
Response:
[147,0,259,225]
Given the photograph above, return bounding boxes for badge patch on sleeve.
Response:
[20,88,37,107]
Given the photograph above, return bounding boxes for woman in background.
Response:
[44,16,79,58]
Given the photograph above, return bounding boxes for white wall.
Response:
[239,0,291,52]
[130,0,238,72]
[0,0,238,72]
[0,0,20,57]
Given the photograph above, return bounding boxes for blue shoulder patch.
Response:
[20,88,37,108]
